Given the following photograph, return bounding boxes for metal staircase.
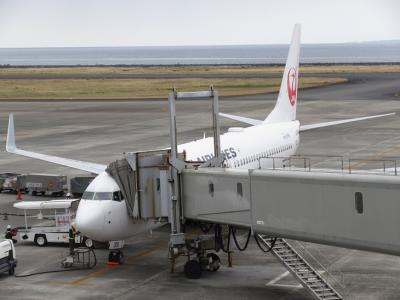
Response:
[257,235,343,300]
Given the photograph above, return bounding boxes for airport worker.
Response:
[69,225,76,255]
[5,225,12,239]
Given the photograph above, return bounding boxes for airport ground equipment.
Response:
[0,173,19,193]
[0,239,17,275]
[61,246,96,269]
[168,233,221,278]
[13,199,93,247]
[165,87,225,277]
[70,176,95,197]
[17,173,67,196]
[0,172,19,193]
[257,235,342,300]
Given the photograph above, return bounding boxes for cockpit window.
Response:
[82,191,124,201]
[113,191,124,201]
[82,191,94,200]
[93,192,113,200]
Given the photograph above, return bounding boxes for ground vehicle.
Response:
[0,173,19,193]
[13,199,93,247]
[0,239,17,275]
[17,174,67,196]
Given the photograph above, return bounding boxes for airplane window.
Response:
[82,191,94,200]
[94,192,113,200]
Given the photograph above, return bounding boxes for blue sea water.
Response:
[0,42,399,66]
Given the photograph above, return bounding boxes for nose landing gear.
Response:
[107,240,125,265]
[108,250,124,265]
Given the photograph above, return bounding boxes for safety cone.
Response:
[16,190,22,201]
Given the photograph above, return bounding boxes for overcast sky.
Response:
[0,0,399,48]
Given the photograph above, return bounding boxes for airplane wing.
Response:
[14,199,80,210]
[6,114,107,174]
[219,112,395,130]
[299,113,395,131]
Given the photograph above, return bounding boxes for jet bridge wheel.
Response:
[184,260,202,279]
[207,253,221,272]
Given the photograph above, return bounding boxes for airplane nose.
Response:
[75,200,106,241]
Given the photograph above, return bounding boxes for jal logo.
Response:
[287,68,297,106]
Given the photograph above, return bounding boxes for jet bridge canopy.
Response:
[106,159,137,217]
[107,150,172,219]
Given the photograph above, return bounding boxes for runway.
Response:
[1,72,400,299]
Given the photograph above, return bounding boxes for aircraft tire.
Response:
[207,253,221,272]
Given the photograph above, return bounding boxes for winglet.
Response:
[6,113,16,152]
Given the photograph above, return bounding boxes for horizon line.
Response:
[1,39,400,50]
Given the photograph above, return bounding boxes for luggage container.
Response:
[17,174,67,196]
[0,173,20,193]
[1,175,18,193]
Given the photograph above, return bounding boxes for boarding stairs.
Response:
[257,235,343,300]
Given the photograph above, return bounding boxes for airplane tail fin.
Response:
[264,24,301,124]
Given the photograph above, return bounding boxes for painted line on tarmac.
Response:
[266,271,302,288]
[267,271,290,285]
[349,144,400,169]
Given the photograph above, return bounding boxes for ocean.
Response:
[0,42,399,66]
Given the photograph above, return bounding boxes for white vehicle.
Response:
[13,199,93,247]
[4,24,395,243]
[0,239,17,275]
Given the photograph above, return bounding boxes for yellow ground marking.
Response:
[349,145,400,170]
[48,279,94,287]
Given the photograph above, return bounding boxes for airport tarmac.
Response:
[1,74,400,299]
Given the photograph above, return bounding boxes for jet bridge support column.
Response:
[168,87,223,234]
[168,87,225,278]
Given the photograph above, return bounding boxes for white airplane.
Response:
[5,24,394,243]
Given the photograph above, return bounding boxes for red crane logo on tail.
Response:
[287,68,297,106]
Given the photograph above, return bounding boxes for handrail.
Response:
[256,155,399,176]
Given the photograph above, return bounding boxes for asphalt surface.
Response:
[0,72,400,299]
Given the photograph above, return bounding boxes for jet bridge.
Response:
[105,87,400,299]
[182,166,400,256]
